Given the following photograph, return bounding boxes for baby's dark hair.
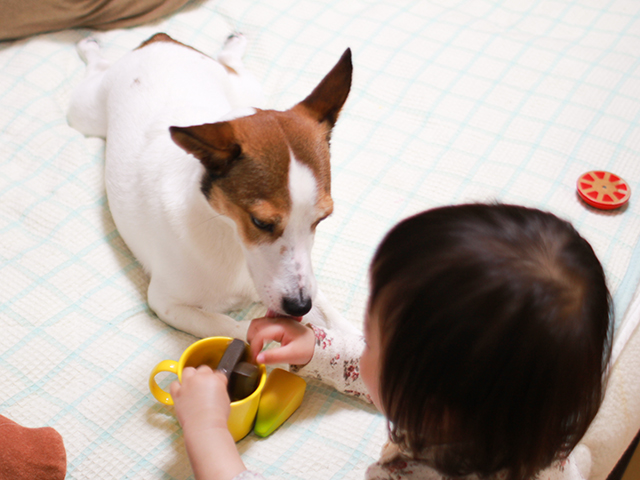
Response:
[368,203,612,480]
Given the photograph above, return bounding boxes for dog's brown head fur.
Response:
[170,48,352,246]
[169,49,352,317]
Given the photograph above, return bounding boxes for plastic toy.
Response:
[218,339,306,435]
[577,170,630,210]
[254,367,307,437]
[217,338,261,401]
[149,336,306,441]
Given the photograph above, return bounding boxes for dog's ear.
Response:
[170,122,241,177]
[296,48,352,128]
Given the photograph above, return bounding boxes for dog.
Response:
[68,33,356,338]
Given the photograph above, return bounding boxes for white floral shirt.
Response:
[289,324,371,402]
[233,326,591,480]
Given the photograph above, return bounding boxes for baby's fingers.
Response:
[248,321,287,361]
[169,379,181,398]
[256,342,312,366]
[247,316,279,343]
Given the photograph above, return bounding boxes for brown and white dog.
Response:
[68,33,356,338]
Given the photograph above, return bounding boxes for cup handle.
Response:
[149,359,179,405]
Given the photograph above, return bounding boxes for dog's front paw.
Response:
[223,33,247,51]
[76,37,100,62]
[218,33,248,68]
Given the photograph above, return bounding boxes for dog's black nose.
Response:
[282,295,312,317]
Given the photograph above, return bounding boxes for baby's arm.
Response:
[170,366,247,480]
[248,317,371,403]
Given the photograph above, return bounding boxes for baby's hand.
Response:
[171,366,247,480]
[248,316,316,366]
[170,365,230,433]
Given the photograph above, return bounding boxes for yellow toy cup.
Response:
[149,336,267,442]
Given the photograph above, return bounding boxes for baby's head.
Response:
[367,203,612,480]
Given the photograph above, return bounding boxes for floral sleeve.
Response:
[290,324,372,403]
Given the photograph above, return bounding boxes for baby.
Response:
[171,203,613,480]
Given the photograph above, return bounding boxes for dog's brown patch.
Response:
[199,112,288,245]
[137,33,177,49]
[197,108,333,246]
[297,48,352,129]
[136,33,203,56]
[277,108,335,227]
[170,48,352,247]
[274,108,333,196]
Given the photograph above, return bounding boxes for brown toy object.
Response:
[217,339,261,402]
[1,0,191,41]
[0,415,66,480]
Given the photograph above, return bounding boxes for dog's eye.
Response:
[251,216,275,233]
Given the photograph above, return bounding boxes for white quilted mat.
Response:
[1,0,640,478]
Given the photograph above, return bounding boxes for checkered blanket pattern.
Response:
[1,0,640,478]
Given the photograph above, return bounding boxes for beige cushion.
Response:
[0,0,191,41]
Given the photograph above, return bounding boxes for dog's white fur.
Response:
[68,34,356,338]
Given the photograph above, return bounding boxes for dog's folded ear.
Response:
[170,122,241,177]
[296,48,352,129]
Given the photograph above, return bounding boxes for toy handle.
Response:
[149,359,179,405]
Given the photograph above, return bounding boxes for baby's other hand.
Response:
[248,316,316,366]
[170,365,230,433]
